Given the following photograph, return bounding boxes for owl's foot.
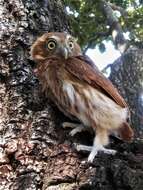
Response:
[75,144,116,163]
[62,122,87,136]
[88,146,116,163]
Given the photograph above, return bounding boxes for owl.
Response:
[31,32,134,162]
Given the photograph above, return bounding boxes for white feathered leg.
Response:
[88,128,116,162]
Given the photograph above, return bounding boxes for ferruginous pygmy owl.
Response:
[31,32,134,162]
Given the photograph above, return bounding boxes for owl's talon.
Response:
[75,144,92,152]
[101,148,117,155]
[69,130,76,136]
[69,125,84,136]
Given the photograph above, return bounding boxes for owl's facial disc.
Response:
[47,35,75,59]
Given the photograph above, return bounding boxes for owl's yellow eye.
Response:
[47,40,56,50]
[69,41,74,49]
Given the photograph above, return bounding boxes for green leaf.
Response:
[64,0,143,50]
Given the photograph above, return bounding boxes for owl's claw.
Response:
[100,148,117,155]
[74,143,117,163]
[69,125,85,136]
[75,144,92,152]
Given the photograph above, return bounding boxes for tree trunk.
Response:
[100,0,143,137]
[0,1,143,190]
[109,48,143,137]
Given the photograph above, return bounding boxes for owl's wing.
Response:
[66,55,127,108]
[76,55,99,71]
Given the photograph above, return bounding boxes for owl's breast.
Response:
[62,79,128,129]
[37,64,76,117]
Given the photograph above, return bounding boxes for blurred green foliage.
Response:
[64,0,143,51]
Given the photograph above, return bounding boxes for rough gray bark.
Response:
[0,0,72,189]
[109,48,143,137]
[100,1,143,136]
[0,0,143,190]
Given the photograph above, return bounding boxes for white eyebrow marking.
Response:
[50,35,60,41]
[66,34,72,40]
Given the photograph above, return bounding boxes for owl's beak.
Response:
[60,47,69,59]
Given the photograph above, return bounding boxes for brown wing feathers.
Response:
[66,56,127,108]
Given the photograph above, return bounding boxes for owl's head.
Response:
[31,32,82,63]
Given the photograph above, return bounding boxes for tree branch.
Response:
[100,0,128,53]
[108,2,128,17]
[102,63,113,73]
[83,31,110,54]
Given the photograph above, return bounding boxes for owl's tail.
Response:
[118,122,134,142]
